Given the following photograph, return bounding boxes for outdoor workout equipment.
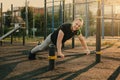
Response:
[0,23,26,45]
[0,23,21,40]
[96,0,101,63]
[44,0,64,39]
[48,1,102,70]
[48,44,57,70]
[48,43,97,70]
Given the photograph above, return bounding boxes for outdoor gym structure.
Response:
[0,4,26,46]
[0,23,26,45]
[47,0,120,70]
[0,0,119,70]
[44,0,64,39]
[47,0,102,70]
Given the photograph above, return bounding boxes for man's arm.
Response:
[77,34,90,54]
[57,30,65,58]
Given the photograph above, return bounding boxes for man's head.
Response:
[71,18,83,31]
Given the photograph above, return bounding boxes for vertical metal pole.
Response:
[72,0,75,48]
[88,3,90,36]
[11,4,13,23]
[32,9,35,38]
[52,0,54,32]
[69,3,71,20]
[101,0,104,39]
[118,21,119,37]
[62,0,65,23]
[44,0,47,39]
[23,27,25,46]
[62,0,65,48]
[111,5,114,37]
[49,44,56,70]
[96,0,101,63]
[0,3,2,36]
[3,13,5,35]
[85,0,89,38]
[0,3,2,46]
[59,1,62,25]
[118,22,119,37]
[25,0,29,36]
[11,4,13,44]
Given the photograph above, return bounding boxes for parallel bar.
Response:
[25,0,29,36]
[49,44,56,70]
[96,16,120,20]
[0,3,3,36]
[85,0,89,38]
[62,0,65,48]
[96,0,101,63]
[23,28,25,46]
[0,3,3,45]
[104,17,120,20]
[47,0,62,3]
[52,0,54,32]
[72,0,75,48]
[101,0,104,39]
[11,4,13,44]
[44,0,47,39]
[108,66,120,80]
[73,1,97,5]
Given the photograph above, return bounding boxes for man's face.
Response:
[72,20,82,31]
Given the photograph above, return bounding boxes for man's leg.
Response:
[28,34,52,60]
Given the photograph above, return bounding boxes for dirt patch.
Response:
[0,38,120,80]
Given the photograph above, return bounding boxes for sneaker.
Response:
[28,51,36,60]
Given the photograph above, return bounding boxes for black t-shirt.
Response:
[51,23,78,45]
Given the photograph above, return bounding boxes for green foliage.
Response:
[20,7,33,36]
[34,13,44,36]
[4,10,12,27]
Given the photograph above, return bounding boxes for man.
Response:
[28,18,90,60]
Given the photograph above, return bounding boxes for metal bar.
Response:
[0,3,3,36]
[49,44,56,70]
[111,5,114,37]
[72,0,75,48]
[62,0,65,48]
[85,0,89,38]
[96,16,120,20]
[11,4,13,44]
[101,0,104,39]
[73,1,97,5]
[52,0,54,32]
[25,0,29,36]
[104,17,120,20]
[23,28,25,46]
[46,0,63,3]
[0,24,21,40]
[0,3,3,46]
[59,1,62,25]
[44,0,47,39]
[96,0,101,63]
